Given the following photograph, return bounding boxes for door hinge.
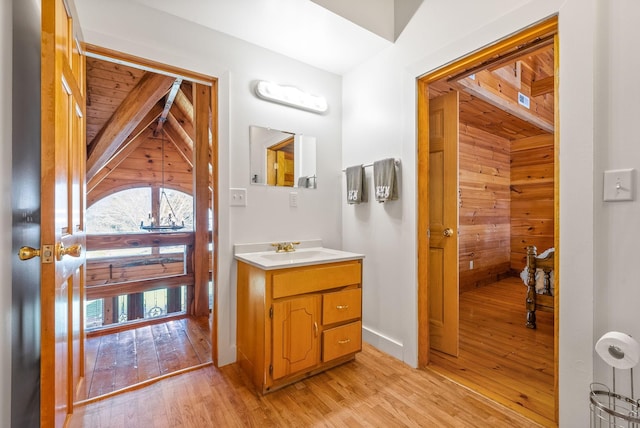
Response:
[426,228,431,239]
[269,306,273,318]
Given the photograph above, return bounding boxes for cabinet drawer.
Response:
[322,288,361,325]
[322,321,362,362]
[272,261,361,299]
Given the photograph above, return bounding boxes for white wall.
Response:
[342,0,599,426]
[74,0,344,365]
[593,0,640,400]
[0,1,11,426]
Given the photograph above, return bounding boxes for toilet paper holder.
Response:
[590,332,640,427]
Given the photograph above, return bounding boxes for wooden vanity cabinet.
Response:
[236,259,363,394]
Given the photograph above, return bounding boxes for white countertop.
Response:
[233,239,364,270]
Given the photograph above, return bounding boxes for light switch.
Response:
[603,169,634,202]
[230,188,247,207]
[289,192,298,207]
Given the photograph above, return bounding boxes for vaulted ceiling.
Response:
[85,57,202,206]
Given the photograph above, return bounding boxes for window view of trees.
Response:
[86,188,194,234]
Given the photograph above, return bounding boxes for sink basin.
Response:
[234,243,364,270]
[261,250,326,261]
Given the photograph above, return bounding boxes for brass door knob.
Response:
[56,243,82,261]
[443,228,454,237]
[18,246,40,261]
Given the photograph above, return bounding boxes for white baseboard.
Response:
[362,325,404,361]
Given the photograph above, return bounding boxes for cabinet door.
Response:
[272,295,321,379]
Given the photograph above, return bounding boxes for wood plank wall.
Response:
[509,134,554,270]
[86,252,185,286]
[88,134,193,206]
[458,124,511,293]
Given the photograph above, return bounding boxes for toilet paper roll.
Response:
[595,331,640,369]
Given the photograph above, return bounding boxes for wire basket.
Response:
[591,383,640,427]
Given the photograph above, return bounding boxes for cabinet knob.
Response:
[336,305,349,310]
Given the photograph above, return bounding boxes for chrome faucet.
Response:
[271,241,300,253]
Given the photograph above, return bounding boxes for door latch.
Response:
[18,244,54,263]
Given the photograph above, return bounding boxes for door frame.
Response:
[82,44,220,366]
[416,16,559,422]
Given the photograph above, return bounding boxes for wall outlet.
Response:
[230,188,247,207]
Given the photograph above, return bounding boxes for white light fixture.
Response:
[255,80,328,114]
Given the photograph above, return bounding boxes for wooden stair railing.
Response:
[85,231,212,314]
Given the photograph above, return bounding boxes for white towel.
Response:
[345,165,366,204]
[373,158,398,202]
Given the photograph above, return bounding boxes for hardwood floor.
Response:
[80,316,212,399]
[429,277,554,426]
[70,341,543,427]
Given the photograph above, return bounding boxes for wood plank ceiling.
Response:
[429,43,554,140]
[85,57,204,207]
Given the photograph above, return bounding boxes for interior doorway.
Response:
[417,17,558,426]
[77,45,219,402]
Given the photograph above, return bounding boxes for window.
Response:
[85,188,195,330]
[86,188,194,234]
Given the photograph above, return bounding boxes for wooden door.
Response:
[276,151,294,186]
[267,149,295,187]
[266,149,276,185]
[271,295,320,379]
[41,0,86,425]
[428,91,459,357]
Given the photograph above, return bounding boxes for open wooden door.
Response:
[428,91,459,357]
[40,0,86,425]
[266,136,295,187]
[276,151,295,186]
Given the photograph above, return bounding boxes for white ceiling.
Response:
[129,0,403,75]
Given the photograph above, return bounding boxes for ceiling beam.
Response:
[453,76,554,134]
[177,82,213,137]
[447,35,554,82]
[86,72,175,180]
[86,127,154,197]
[531,76,554,97]
[163,120,193,168]
[86,102,164,194]
[154,78,183,136]
[174,88,194,120]
[167,101,195,141]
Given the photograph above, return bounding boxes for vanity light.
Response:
[255,80,328,114]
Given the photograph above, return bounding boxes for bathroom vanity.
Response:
[234,241,364,393]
